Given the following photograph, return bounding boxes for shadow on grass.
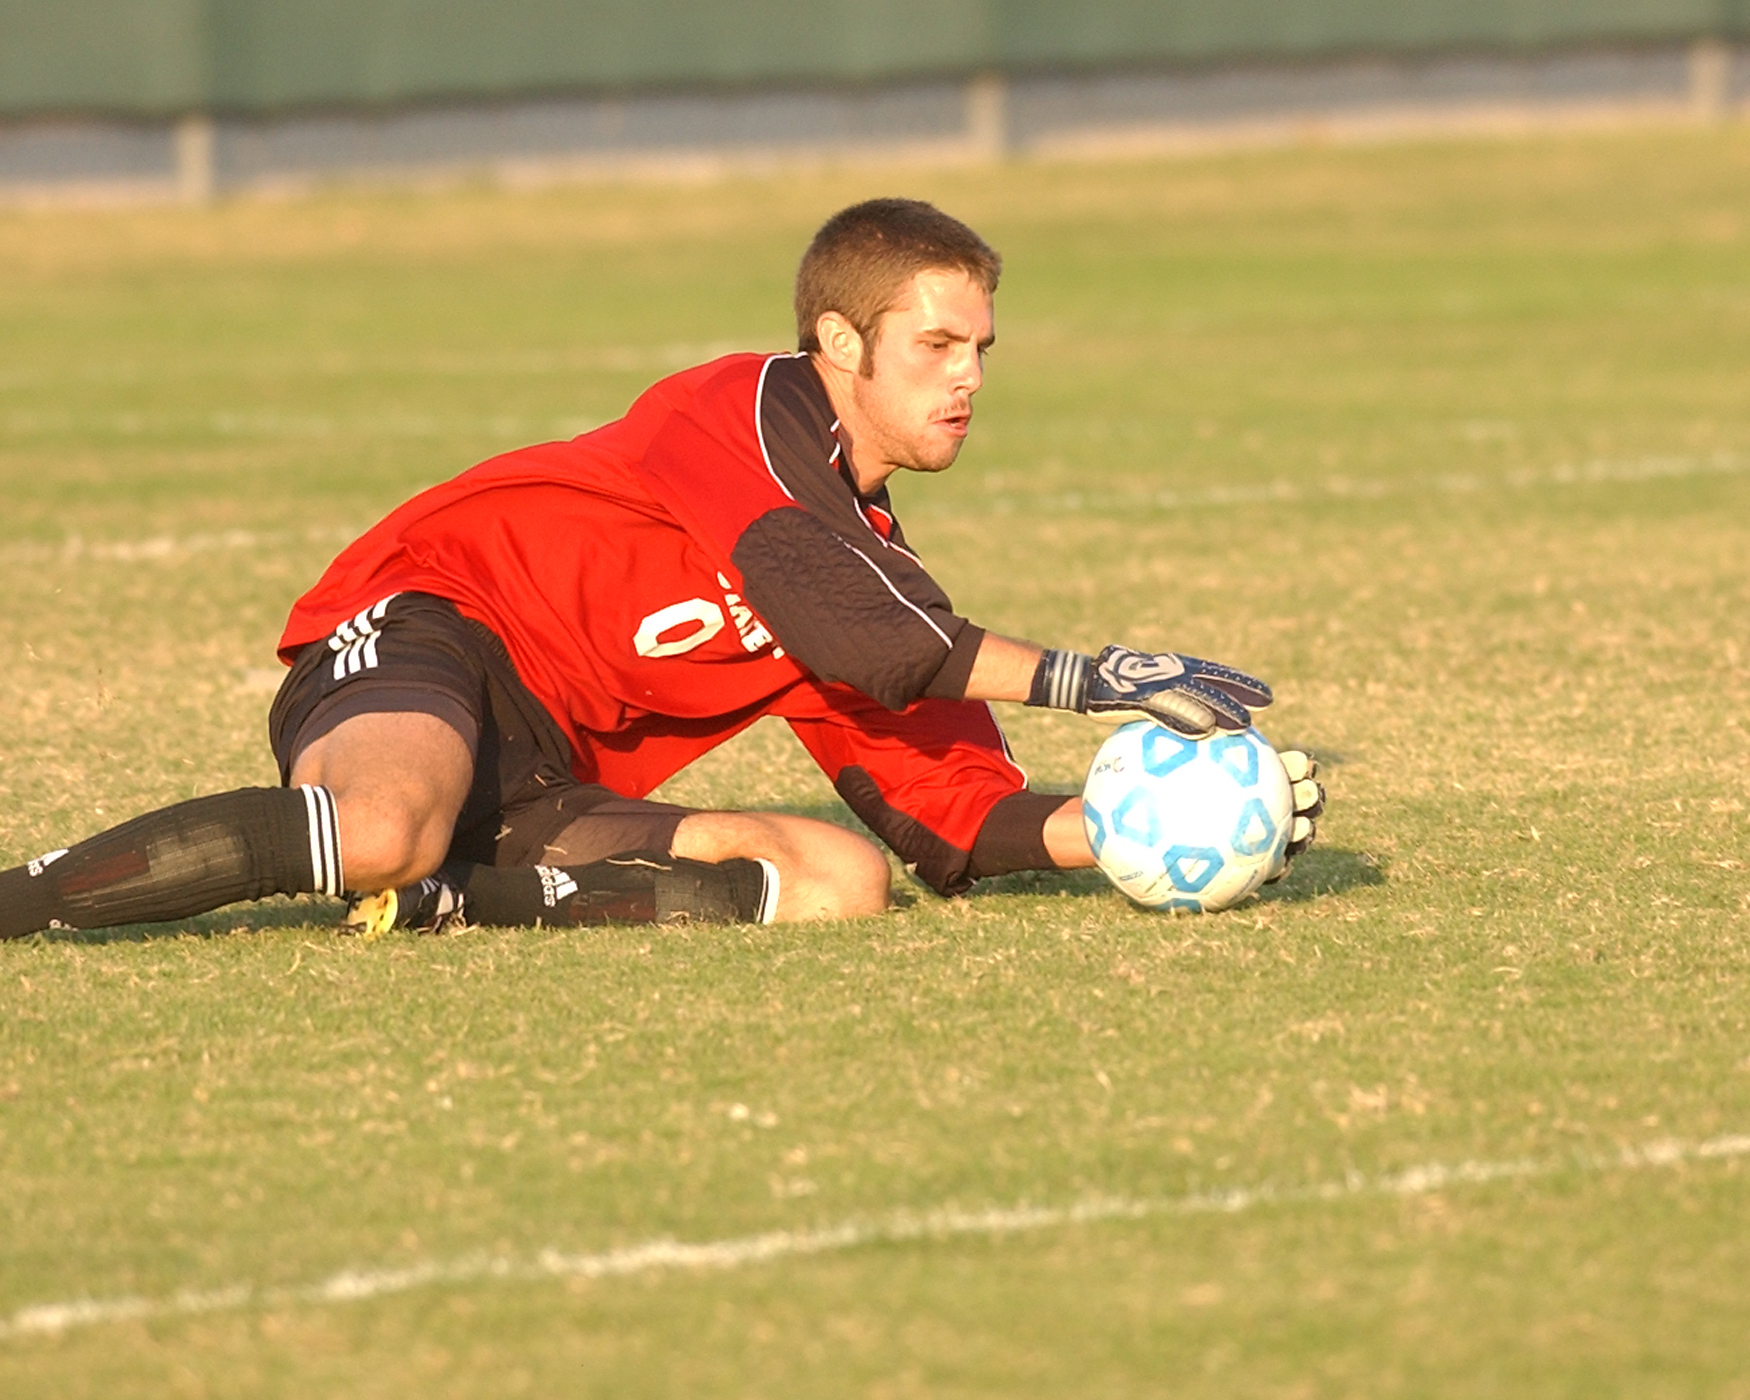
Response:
[966,847,1385,908]
[968,868,1111,900]
[14,799,877,947]
[31,895,344,946]
[1258,847,1387,905]
[8,826,1385,948]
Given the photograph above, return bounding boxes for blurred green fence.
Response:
[3,0,1744,117]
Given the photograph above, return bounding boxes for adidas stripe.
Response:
[300,784,344,897]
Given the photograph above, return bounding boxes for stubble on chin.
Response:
[896,437,961,476]
[928,425,971,472]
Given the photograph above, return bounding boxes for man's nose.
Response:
[953,345,983,394]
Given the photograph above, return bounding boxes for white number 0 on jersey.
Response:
[633,599,726,658]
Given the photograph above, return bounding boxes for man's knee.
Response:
[823,835,892,918]
[330,798,454,891]
[777,824,891,921]
[289,711,474,891]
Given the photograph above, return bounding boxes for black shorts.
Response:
[268,592,692,869]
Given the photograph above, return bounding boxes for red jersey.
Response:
[281,352,985,773]
[280,352,1059,895]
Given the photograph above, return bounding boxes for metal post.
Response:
[1690,37,1732,123]
[175,113,216,203]
[966,72,1008,158]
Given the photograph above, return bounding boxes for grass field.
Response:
[2,128,1749,1396]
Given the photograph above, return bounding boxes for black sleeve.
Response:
[831,770,1067,898]
[732,357,976,709]
[923,624,984,700]
[968,790,1071,880]
[733,509,971,711]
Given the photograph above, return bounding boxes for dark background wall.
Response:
[3,0,1744,118]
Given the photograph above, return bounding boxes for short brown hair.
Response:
[795,198,1001,371]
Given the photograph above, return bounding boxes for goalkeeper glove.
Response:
[1266,748,1326,882]
[1028,644,1273,738]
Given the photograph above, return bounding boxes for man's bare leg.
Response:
[346,807,893,935]
[297,715,891,930]
[289,711,475,891]
[668,811,891,921]
[1042,796,1097,868]
[0,713,470,940]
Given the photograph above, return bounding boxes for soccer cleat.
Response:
[339,888,401,940]
[339,874,467,938]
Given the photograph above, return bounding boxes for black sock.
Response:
[0,786,344,939]
[397,851,777,929]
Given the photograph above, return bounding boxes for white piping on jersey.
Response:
[839,540,954,651]
[827,415,927,564]
[752,354,804,503]
[984,702,1030,785]
[833,436,882,542]
[856,498,925,565]
[768,358,925,568]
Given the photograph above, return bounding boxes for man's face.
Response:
[845,268,994,482]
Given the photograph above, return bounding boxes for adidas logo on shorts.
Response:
[327,594,400,680]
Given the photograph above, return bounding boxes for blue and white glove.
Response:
[1268,748,1326,882]
[1027,644,1273,738]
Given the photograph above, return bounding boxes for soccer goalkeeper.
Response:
[1,198,1320,939]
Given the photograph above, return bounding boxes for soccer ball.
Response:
[1081,721,1293,913]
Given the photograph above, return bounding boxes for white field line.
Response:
[1,409,602,440]
[968,451,1749,517]
[0,526,360,566]
[3,1131,1745,1342]
[1,452,1742,571]
[0,341,746,391]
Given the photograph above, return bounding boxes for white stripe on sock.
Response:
[300,786,324,894]
[755,859,780,924]
[299,785,343,897]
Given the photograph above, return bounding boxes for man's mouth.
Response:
[935,408,972,437]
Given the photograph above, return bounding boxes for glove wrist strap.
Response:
[1027,649,1092,711]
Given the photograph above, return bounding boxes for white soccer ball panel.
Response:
[1081,722,1293,914]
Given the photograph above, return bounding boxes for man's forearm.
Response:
[962,633,1095,871]
[961,631,1045,702]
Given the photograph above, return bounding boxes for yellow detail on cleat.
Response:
[340,889,399,940]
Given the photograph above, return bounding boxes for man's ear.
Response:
[813,312,865,376]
